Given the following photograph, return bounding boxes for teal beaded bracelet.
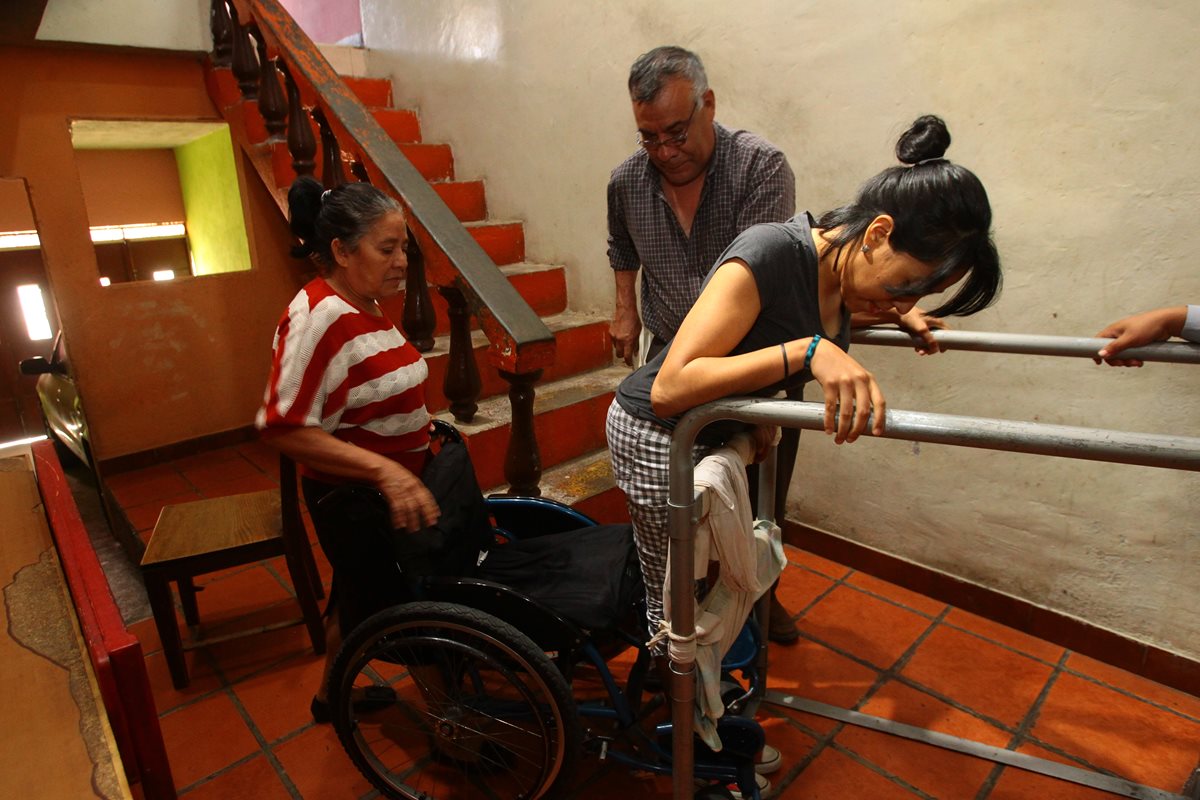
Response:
[804,334,822,372]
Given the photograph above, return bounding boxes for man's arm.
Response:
[607,177,643,365]
[611,269,641,365]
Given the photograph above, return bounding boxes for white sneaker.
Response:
[756,744,781,775]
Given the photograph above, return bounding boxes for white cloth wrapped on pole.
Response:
[661,432,786,749]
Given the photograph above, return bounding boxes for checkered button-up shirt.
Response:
[607,121,795,342]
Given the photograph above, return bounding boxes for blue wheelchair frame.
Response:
[326,486,770,800]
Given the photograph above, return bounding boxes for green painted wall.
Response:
[174,127,250,276]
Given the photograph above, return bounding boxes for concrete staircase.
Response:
[264,58,629,522]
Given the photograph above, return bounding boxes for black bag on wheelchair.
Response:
[476,523,644,632]
[389,429,493,580]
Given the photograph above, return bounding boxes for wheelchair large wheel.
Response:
[330,601,581,799]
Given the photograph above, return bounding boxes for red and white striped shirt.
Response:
[256,277,430,472]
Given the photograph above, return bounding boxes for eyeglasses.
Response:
[636,103,699,151]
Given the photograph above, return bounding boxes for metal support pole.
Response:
[667,399,1200,799]
[852,327,1200,364]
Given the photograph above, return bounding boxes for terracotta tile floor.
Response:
[107,441,1200,799]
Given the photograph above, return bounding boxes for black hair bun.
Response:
[896,115,951,164]
[287,176,325,255]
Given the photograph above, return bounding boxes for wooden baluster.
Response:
[349,159,371,183]
[312,107,345,188]
[228,4,259,100]
[438,287,480,420]
[279,62,315,177]
[499,369,543,496]
[210,0,233,67]
[252,28,287,140]
[403,236,436,352]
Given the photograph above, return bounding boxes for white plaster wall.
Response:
[37,0,211,51]
[362,0,1200,660]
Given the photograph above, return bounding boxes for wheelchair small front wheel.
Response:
[330,601,581,799]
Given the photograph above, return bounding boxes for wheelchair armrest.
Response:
[422,575,587,662]
[486,495,599,539]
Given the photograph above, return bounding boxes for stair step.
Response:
[373,108,422,144]
[436,364,628,491]
[422,311,616,413]
[432,180,487,222]
[378,261,567,338]
[319,44,368,78]
[399,143,454,181]
[466,220,524,265]
[500,262,567,318]
[343,76,392,108]
[526,450,630,524]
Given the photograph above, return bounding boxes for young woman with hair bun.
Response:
[607,112,1003,684]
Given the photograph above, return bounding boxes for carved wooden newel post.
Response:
[279,62,315,177]
[500,369,543,496]
[438,287,481,421]
[312,107,345,189]
[210,0,233,67]
[252,29,287,140]
[403,237,436,352]
[228,5,259,100]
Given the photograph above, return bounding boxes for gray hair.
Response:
[627,46,709,105]
[287,177,402,271]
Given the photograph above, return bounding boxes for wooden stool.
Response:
[140,455,325,689]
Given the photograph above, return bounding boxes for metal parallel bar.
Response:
[765,691,1187,800]
[852,328,1200,364]
[683,399,1200,472]
[667,398,1200,799]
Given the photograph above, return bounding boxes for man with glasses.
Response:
[607,45,795,367]
[607,45,801,648]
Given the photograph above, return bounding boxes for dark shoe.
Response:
[767,596,800,645]
[310,685,397,724]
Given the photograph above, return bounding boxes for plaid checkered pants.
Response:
[606,399,712,653]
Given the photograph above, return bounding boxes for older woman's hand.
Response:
[808,338,886,444]
[377,462,440,531]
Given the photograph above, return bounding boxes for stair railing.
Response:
[209,0,554,494]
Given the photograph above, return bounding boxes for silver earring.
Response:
[861,244,870,254]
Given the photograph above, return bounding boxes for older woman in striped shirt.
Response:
[256,176,438,722]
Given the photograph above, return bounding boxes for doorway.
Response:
[0,179,57,442]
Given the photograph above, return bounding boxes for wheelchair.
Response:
[321,433,769,800]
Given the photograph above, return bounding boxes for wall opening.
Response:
[69,119,251,284]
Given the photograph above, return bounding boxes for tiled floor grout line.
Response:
[936,620,1063,668]
[785,597,1027,733]
[852,606,950,711]
[887,673,1018,735]
[973,648,1070,799]
[1021,732,1134,780]
[221,683,306,799]
[1057,665,1200,726]
[766,604,949,796]
[174,750,261,796]
[786,560,850,616]
[843,569,944,620]
[768,713,844,796]
[828,739,939,799]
